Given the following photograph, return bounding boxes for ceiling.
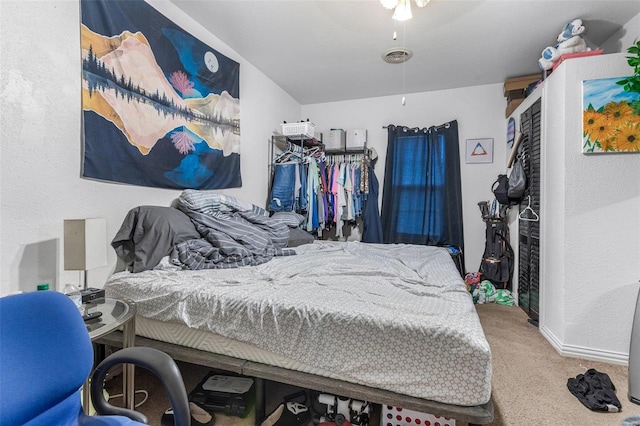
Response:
[168,0,640,105]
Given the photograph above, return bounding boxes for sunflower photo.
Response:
[582,76,640,153]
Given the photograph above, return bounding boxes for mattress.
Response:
[135,316,342,379]
[105,241,492,406]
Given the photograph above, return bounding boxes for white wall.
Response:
[0,0,300,295]
[535,13,640,363]
[302,85,508,275]
[539,53,640,364]
[600,12,640,54]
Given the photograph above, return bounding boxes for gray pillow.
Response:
[271,211,305,228]
[112,206,200,273]
[286,226,315,247]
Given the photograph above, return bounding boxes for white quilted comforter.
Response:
[105,241,491,406]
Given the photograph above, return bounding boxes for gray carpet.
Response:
[104,303,638,425]
[476,303,634,426]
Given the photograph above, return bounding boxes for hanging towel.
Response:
[567,368,621,412]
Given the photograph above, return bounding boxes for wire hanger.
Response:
[273,146,303,163]
[304,146,321,158]
[519,195,540,222]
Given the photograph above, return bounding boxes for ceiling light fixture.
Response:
[381,0,430,21]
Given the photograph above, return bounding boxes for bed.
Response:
[103,193,493,425]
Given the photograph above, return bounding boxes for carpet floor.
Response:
[475,303,633,426]
[104,303,637,425]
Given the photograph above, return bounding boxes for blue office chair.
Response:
[0,291,190,426]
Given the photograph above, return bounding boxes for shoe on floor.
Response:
[161,402,216,426]
[261,401,310,426]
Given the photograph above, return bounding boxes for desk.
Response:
[83,297,136,413]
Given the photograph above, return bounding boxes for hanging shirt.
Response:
[336,163,347,238]
[331,164,340,224]
[294,163,302,211]
[306,159,320,232]
[326,163,335,224]
[299,162,308,212]
[314,159,325,232]
[353,165,361,217]
[318,160,329,225]
[344,163,353,221]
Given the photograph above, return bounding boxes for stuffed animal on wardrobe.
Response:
[538,18,591,71]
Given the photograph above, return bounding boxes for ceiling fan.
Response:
[380,0,431,21]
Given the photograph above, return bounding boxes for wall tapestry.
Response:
[582,77,640,153]
[81,0,241,189]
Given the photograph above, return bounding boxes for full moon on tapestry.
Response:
[80,0,241,189]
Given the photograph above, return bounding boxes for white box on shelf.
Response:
[281,122,315,139]
[380,405,455,426]
[325,129,346,150]
[347,128,367,147]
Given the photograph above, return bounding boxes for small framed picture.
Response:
[465,138,494,164]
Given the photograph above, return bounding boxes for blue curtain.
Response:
[381,120,464,252]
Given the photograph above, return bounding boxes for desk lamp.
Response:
[64,218,107,302]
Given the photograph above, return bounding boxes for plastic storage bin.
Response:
[380,405,455,426]
[281,122,315,139]
[326,129,346,150]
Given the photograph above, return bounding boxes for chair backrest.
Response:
[0,291,94,425]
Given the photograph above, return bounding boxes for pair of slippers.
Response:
[161,401,216,426]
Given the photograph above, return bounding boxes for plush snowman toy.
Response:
[538,19,591,71]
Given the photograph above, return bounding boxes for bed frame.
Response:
[97,332,494,425]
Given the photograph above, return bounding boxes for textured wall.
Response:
[303,84,508,276]
[599,12,640,54]
[541,53,640,362]
[0,0,300,294]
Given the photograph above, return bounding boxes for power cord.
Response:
[109,389,149,408]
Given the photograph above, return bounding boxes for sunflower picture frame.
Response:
[582,76,640,153]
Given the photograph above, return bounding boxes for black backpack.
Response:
[491,175,511,205]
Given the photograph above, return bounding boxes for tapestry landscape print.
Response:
[81,0,241,189]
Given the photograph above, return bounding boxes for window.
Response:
[381,121,464,250]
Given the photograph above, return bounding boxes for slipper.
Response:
[261,401,310,426]
[161,402,216,426]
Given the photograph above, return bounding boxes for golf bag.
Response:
[478,202,514,289]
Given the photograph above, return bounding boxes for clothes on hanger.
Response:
[269,162,297,212]
[269,144,377,237]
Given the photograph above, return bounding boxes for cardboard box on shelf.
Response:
[503,74,542,97]
[507,89,526,102]
[505,97,525,118]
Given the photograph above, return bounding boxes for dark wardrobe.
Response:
[517,98,541,323]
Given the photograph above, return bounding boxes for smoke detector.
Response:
[382,48,413,64]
